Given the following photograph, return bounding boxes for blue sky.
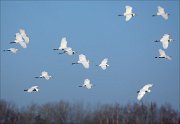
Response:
[1,1,179,110]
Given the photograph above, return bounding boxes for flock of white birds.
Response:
[3,5,174,101]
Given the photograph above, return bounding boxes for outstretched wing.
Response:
[15,33,24,42]
[20,29,29,44]
[101,58,108,65]
[19,41,27,48]
[59,37,67,50]
[162,13,168,20]
[82,61,89,69]
[125,6,132,14]
[125,15,132,21]
[142,84,153,91]
[159,49,166,57]
[84,79,90,86]
[41,71,48,77]
[137,91,146,101]
[162,40,169,49]
[158,6,165,14]
[79,54,87,62]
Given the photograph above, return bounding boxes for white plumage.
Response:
[153,6,169,20]
[79,79,93,89]
[3,48,18,54]
[59,37,68,50]
[156,49,172,60]
[14,33,27,48]
[19,29,30,44]
[137,84,153,101]
[35,71,52,80]
[98,58,109,70]
[72,54,90,69]
[24,86,39,93]
[160,34,173,49]
[119,5,135,21]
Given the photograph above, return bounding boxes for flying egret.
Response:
[24,86,39,93]
[10,33,27,48]
[137,84,153,101]
[152,6,169,20]
[154,34,173,49]
[97,58,109,70]
[3,48,18,54]
[53,37,67,51]
[19,29,30,44]
[59,47,76,55]
[79,79,93,89]
[155,49,172,60]
[72,54,90,69]
[118,5,136,21]
[35,71,52,80]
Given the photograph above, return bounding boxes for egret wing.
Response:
[19,41,27,48]
[20,29,29,44]
[158,6,165,14]
[41,71,48,77]
[15,33,24,42]
[82,61,89,69]
[79,54,87,62]
[162,40,169,49]
[159,49,166,57]
[9,48,18,53]
[125,15,132,21]
[162,13,168,20]
[137,91,146,101]
[101,58,108,65]
[125,6,132,14]
[84,79,90,86]
[166,55,172,60]
[59,37,67,49]
[142,84,153,91]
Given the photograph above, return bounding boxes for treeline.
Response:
[0,100,179,124]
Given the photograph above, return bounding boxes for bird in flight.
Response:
[24,86,39,93]
[3,48,18,54]
[155,49,172,60]
[79,79,93,89]
[137,84,153,101]
[118,5,136,21]
[152,6,169,20]
[35,71,52,80]
[72,54,90,69]
[97,58,109,70]
[154,34,173,49]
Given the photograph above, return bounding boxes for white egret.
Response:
[19,29,30,44]
[53,37,67,51]
[137,84,153,101]
[35,71,52,80]
[59,47,76,55]
[72,54,90,69]
[118,5,136,21]
[97,58,109,70]
[24,86,39,93]
[10,33,27,48]
[152,6,169,20]
[154,34,173,49]
[155,49,171,60]
[79,79,93,89]
[3,48,18,54]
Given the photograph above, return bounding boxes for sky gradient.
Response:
[1,1,179,111]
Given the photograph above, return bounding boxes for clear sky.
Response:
[1,1,179,110]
